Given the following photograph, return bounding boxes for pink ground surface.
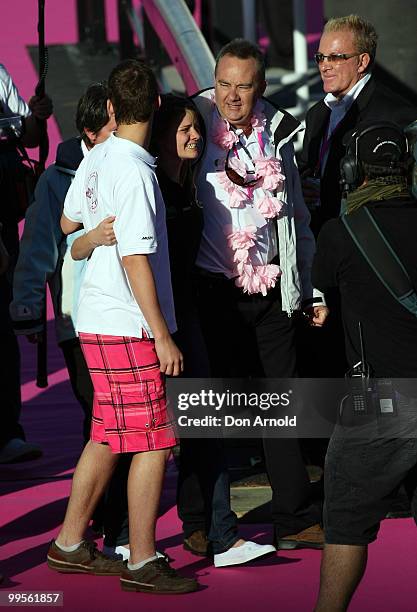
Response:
[1,2,417,610]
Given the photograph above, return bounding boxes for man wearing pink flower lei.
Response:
[192,39,329,550]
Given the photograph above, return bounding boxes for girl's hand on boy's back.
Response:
[89,216,117,247]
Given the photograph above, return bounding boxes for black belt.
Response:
[194,266,230,281]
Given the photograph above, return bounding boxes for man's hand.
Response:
[155,335,184,376]
[0,223,10,276]
[301,171,320,209]
[26,332,43,344]
[304,305,329,327]
[88,216,117,247]
[22,94,54,147]
[28,94,53,120]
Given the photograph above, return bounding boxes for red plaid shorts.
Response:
[79,333,177,453]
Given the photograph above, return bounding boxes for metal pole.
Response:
[36,0,49,388]
[118,0,136,59]
[242,0,257,43]
[77,0,107,50]
[292,0,309,128]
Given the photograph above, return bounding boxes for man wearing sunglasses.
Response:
[297,15,416,386]
[300,14,416,232]
[190,38,328,554]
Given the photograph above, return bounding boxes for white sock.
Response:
[55,540,83,552]
[127,554,159,571]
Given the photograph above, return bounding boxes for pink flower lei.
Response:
[226,227,282,296]
[212,102,284,295]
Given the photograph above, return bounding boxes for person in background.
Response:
[11,82,116,443]
[312,122,417,612]
[0,63,52,463]
[297,14,416,475]
[300,14,416,232]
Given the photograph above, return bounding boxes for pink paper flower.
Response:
[251,112,267,133]
[217,171,234,194]
[256,196,284,219]
[256,264,281,296]
[235,264,281,296]
[229,188,248,208]
[250,102,267,133]
[233,248,250,263]
[227,226,257,251]
[254,157,285,191]
[212,119,238,150]
[235,264,262,294]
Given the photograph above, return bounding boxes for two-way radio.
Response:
[345,322,373,414]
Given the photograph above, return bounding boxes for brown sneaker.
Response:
[278,524,324,550]
[183,529,209,557]
[120,558,199,594]
[47,540,125,575]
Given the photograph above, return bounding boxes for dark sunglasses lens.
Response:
[225,150,259,187]
[226,167,245,186]
[314,53,323,63]
[225,167,259,187]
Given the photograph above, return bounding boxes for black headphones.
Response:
[339,122,408,192]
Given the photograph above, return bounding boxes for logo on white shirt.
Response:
[85,171,98,212]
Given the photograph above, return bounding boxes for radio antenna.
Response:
[358,321,366,364]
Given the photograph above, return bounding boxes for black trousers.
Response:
[194,270,321,538]
[0,160,23,448]
[173,308,242,552]
[60,339,94,444]
[0,326,24,447]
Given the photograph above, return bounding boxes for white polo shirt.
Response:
[64,132,176,338]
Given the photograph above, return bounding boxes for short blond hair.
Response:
[324,14,378,69]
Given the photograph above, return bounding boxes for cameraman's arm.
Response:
[21,95,53,148]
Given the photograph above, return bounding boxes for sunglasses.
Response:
[224,147,260,188]
[314,52,361,64]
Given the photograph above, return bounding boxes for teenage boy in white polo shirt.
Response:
[46,59,198,595]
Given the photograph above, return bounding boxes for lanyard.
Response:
[232,130,265,159]
[232,131,265,197]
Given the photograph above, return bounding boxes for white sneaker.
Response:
[102,545,166,562]
[0,438,42,464]
[214,541,276,568]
